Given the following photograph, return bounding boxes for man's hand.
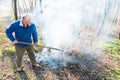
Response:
[34,42,38,47]
[12,40,18,45]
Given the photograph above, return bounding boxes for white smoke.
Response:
[30,0,120,69]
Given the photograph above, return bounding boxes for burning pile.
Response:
[33,45,106,79]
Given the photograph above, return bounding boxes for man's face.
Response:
[23,18,31,26]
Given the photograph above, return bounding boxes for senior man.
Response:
[6,13,40,71]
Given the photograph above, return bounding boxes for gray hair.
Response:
[22,13,31,20]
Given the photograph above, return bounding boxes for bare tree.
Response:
[12,0,18,20]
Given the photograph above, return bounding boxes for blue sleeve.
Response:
[5,23,16,42]
[32,24,38,43]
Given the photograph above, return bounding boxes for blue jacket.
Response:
[6,20,38,47]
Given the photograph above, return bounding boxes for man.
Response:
[6,13,40,71]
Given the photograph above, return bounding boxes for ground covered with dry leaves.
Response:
[0,26,120,80]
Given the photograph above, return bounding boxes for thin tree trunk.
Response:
[14,0,18,20]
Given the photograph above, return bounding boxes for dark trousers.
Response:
[15,45,36,68]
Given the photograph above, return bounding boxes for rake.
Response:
[17,41,64,52]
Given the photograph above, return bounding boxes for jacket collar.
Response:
[19,20,31,27]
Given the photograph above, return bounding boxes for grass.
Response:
[92,39,120,80]
[104,39,120,80]
[105,39,120,54]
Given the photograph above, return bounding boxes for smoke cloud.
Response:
[30,0,120,69]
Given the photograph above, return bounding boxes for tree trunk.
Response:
[14,0,18,20]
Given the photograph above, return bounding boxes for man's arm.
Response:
[5,23,16,42]
[32,24,38,44]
